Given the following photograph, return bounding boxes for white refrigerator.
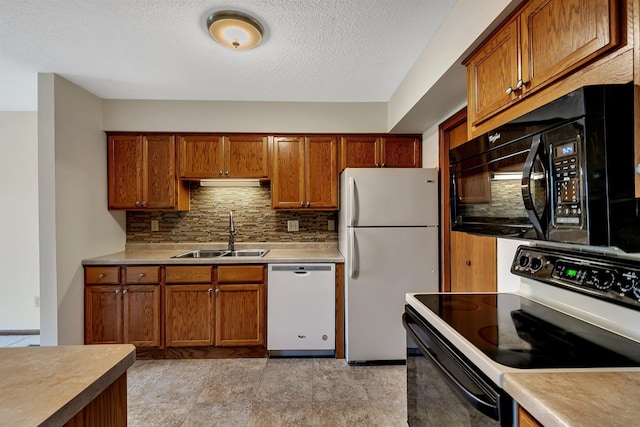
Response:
[339,168,439,363]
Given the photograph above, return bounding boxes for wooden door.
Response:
[339,136,380,170]
[215,284,265,346]
[271,136,305,209]
[466,17,521,126]
[142,134,176,209]
[520,0,619,96]
[450,231,497,292]
[108,135,142,209]
[224,135,269,178]
[380,136,421,168]
[439,108,468,292]
[165,285,214,347]
[304,136,338,209]
[178,134,224,179]
[85,286,123,344]
[123,285,162,347]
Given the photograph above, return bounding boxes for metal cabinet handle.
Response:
[122,289,128,295]
[381,163,386,168]
[218,170,223,176]
[98,273,105,279]
[215,288,220,295]
[306,201,311,208]
[224,170,229,176]
[138,273,144,279]
[208,288,213,293]
[506,86,514,95]
[466,260,471,266]
[141,201,146,207]
[375,163,380,167]
[515,79,529,90]
[135,201,141,207]
[300,201,305,207]
[115,289,120,294]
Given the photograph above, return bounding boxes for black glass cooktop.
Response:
[414,293,640,369]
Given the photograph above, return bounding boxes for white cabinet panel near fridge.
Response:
[345,227,439,362]
[340,168,438,227]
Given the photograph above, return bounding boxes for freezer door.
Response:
[345,226,439,362]
[340,168,438,227]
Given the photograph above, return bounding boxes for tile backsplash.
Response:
[127,184,338,243]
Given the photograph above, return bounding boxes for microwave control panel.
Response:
[549,136,584,229]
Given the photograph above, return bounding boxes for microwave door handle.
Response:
[521,134,547,239]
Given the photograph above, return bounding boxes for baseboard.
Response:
[0,330,40,335]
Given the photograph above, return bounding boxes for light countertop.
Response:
[503,371,640,426]
[0,344,135,427]
[82,243,344,265]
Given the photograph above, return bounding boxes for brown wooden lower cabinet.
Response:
[450,231,497,292]
[215,284,265,346]
[165,284,215,347]
[85,266,162,347]
[518,406,543,427]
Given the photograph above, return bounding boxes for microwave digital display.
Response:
[554,142,576,158]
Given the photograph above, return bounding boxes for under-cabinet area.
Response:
[83,253,344,359]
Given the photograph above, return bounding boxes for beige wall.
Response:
[103,100,388,133]
[38,74,126,346]
[0,112,39,330]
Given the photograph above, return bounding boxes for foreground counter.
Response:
[0,344,135,426]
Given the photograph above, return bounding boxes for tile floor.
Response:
[127,358,408,427]
[0,335,40,347]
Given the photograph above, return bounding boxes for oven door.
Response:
[403,306,513,427]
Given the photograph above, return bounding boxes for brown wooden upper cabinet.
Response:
[339,135,421,171]
[464,0,620,131]
[178,134,269,180]
[271,136,338,210]
[108,134,189,211]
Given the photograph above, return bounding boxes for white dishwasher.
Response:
[267,263,335,356]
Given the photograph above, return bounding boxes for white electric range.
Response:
[404,245,640,426]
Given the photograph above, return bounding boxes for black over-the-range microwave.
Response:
[450,83,640,252]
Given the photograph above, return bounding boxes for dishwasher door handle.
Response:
[293,271,311,276]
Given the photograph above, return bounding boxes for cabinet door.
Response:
[466,18,521,126]
[165,285,214,347]
[339,136,380,170]
[123,285,162,347]
[215,284,265,347]
[143,135,177,209]
[305,136,338,209]
[520,0,619,94]
[85,286,123,345]
[108,135,142,209]
[178,135,224,179]
[271,136,306,209]
[380,136,421,168]
[224,135,269,178]
[450,231,497,292]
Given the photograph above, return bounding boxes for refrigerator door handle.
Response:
[349,228,358,278]
[349,176,357,226]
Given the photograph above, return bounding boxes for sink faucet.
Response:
[228,210,236,251]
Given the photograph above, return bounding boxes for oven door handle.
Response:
[521,134,548,239]
[403,313,500,420]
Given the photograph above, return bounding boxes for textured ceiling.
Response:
[0,0,456,111]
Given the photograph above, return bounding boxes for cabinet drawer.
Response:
[125,266,160,284]
[218,265,264,283]
[85,267,120,285]
[166,266,212,283]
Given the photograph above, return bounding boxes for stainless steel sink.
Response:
[172,249,269,258]
[172,250,229,258]
[221,249,269,257]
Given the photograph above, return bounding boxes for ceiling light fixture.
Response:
[207,10,264,50]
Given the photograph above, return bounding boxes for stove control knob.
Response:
[518,254,531,269]
[586,270,616,290]
[618,273,637,293]
[529,257,544,272]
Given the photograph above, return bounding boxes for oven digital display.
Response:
[565,268,578,278]
[554,142,576,158]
